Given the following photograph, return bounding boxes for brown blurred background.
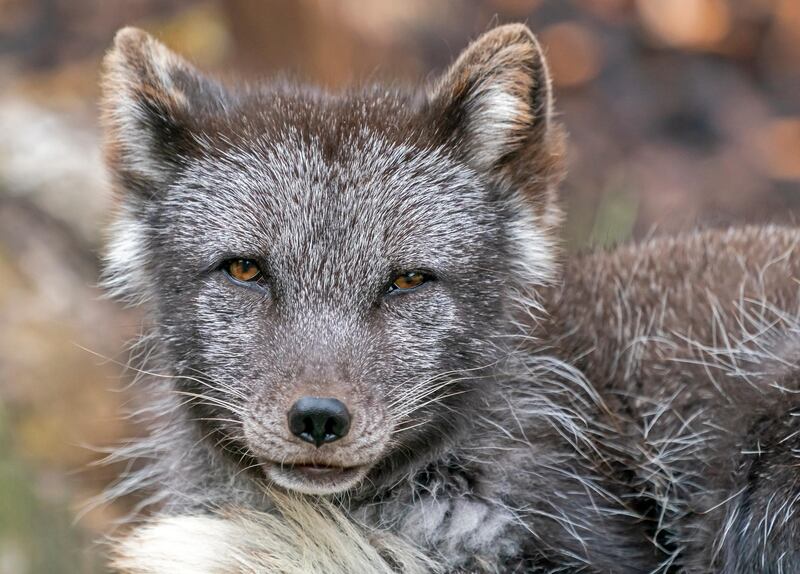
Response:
[0,0,798,572]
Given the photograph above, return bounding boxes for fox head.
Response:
[101,24,565,495]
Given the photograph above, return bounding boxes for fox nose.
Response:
[288,397,351,447]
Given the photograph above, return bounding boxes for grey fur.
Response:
[99,24,800,574]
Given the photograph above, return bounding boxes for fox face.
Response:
[101,25,565,495]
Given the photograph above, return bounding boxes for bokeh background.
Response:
[0,0,799,571]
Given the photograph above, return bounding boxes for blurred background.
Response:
[0,0,798,571]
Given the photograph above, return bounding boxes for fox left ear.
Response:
[100,28,229,302]
[429,24,562,176]
[101,27,227,198]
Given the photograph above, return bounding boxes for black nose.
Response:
[287,397,351,447]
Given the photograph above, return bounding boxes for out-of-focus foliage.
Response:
[0,1,797,572]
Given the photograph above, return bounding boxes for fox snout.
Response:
[242,361,391,494]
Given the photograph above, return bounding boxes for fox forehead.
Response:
[157,125,502,275]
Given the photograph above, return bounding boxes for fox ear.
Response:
[430,24,565,287]
[101,27,225,196]
[429,24,557,173]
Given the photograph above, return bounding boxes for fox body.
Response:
[101,24,800,573]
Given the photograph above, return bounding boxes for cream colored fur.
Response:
[112,489,439,574]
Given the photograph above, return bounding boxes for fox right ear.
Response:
[428,25,565,288]
[101,27,226,197]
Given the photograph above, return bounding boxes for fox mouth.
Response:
[262,461,370,495]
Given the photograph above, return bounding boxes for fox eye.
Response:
[224,259,262,282]
[389,271,431,293]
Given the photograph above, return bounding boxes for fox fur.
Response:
[99,23,800,574]
[111,487,437,574]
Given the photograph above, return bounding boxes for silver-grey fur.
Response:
[98,23,800,574]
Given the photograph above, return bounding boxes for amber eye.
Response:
[225,259,262,282]
[390,271,429,292]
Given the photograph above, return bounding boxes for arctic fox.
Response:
[101,23,800,573]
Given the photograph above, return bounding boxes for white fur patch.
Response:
[469,87,526,170]
[508,204,558,288]
[112,492,439,574]
[113,517,239,574]
[102,208,150,303]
